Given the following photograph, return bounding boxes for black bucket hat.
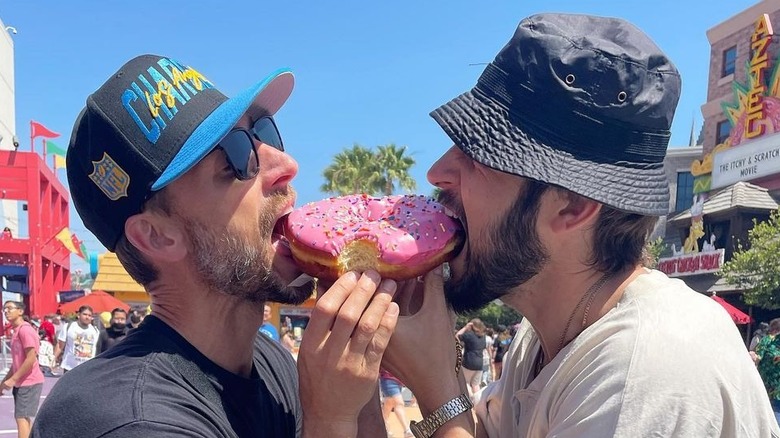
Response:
[431,13,681,216]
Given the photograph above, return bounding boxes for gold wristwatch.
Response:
[409,394,473,438]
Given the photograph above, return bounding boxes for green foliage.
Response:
[644,236,665,269]
[376,144,416,196]
[719,209,780,309]
[321,143,416,196]
[455,301,523,329]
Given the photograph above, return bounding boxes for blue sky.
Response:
[0,0,760,273]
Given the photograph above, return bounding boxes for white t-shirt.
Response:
[475,269,780,437]
[58,322,99,371]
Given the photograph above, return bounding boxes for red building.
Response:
[0,150,70,315]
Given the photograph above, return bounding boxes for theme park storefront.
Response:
[662,182,778,341]
[663,12,780,340]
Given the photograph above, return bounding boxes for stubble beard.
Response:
[441,182,550,314]
[180,192,312,307]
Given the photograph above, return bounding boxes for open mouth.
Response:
[272,214,291,254]
[443,206,467,256]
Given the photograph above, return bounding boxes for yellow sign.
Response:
[746,14,773,139]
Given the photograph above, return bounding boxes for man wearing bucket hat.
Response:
[380,13,780,437]
[31,55,399,437]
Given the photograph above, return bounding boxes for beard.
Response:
[177,191,313,307]
[440,180,549,313]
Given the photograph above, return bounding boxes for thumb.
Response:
[420,264,447,312]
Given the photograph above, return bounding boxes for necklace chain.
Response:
[555,272,611,355]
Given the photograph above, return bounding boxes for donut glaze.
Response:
[284,194,463,280]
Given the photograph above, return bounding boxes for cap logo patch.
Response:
[89,152,130,201]
[120,58,214,145]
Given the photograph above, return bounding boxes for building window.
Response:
[716,120,731,145]
[676,172,695,212]
[722,46,737,77]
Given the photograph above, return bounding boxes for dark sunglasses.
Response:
[216,116,284,180]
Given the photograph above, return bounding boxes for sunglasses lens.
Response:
[252,117,284,151]
[219,131,258,180]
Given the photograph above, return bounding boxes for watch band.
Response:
[409,394,473,438]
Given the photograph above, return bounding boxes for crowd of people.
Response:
[1,303,151,438]
[2,10,780,438]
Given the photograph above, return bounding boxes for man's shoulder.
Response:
[35,333,216,437]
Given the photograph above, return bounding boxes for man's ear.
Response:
[547,190,602,234]
[124,213,187,263]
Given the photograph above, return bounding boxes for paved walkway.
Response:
[384,403,423,437]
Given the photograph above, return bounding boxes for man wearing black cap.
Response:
[31,55,399,437]
[381,13,780,437]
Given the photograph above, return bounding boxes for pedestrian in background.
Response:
[380,369,413,438]
[96,308,129,354]
[456,318,487,397]
[37,328,56,377]
[1,301,44,438]
[756,318,780,425]
[54,305,99,372]
[492,324,511,380]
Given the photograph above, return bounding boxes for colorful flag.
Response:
[45,140,67,156]
[53,155,67,169]
[30,121,60,139]
[70,234,85,259]
[54,227,80,256]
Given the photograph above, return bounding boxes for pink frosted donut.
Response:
[284,194,463,281]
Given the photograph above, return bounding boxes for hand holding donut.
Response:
[297,270,399,437]
[381,267,469,418]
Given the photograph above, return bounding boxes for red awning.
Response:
[59,290,130,315]
[711,294,752,325]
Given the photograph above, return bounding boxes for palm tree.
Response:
[320,144,381,195]
[375,144,416,195]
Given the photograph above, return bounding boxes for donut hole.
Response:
[338,239,380,275]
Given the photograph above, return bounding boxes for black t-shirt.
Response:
[95,325,128,354]
[493,336,511,363]
[32,315,301,437]
[458,330,486,371]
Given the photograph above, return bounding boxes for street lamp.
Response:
[4,26,17,35]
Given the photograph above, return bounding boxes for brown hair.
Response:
[114,190,172,286]
[470,318,486,337]
[590,206,658,275]
[549,187,657,275]
[769,318,780,334]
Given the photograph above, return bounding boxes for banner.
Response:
[45,140,67,156]
[30,121,60,139]
[54,227,80,256]
[70,234,85,259]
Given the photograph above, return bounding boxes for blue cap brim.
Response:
[151,68,294,191]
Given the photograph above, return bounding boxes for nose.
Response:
[258,143,299,192]
[427,146,461,190]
